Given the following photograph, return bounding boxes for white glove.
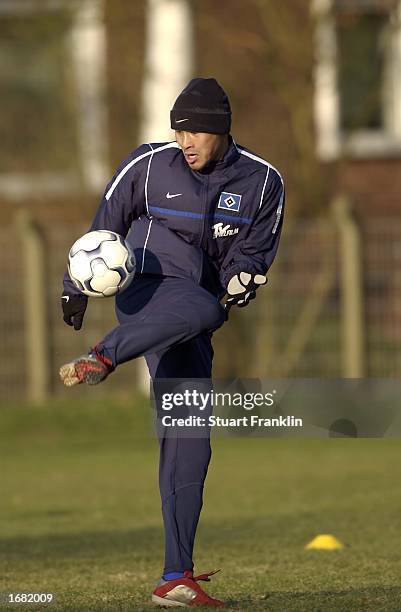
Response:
[226,272,267,308]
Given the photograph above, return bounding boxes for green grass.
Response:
[1,397,401,610]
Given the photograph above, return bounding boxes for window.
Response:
[0,10,78,175]
[0,0,108,199]
[313,0,401,159]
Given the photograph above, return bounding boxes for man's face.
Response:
[175,131,228,172]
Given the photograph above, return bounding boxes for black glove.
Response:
[61,293,88,330]
[226,272,267,308]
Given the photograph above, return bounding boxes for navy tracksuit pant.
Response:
[97,274,226,574]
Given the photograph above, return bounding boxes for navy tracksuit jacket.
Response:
[64,137,284,575]
[64,138,284,299]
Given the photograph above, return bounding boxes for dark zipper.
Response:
[198,174,209,248]
[195,175,209,286]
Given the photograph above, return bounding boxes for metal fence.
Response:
[1,205,400,402]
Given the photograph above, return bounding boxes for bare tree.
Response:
[139,0,194,143]
[137,0,194,389]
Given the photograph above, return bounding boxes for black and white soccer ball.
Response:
[68,230,136,297]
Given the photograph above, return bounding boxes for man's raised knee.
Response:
[202,300,226,332]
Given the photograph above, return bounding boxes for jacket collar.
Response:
[195,135,240,176]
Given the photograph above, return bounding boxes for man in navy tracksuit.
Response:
[60,78,284,607]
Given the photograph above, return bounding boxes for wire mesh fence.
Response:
[364,219,401,377]
[0,213,400,401]
[0,230,26,402]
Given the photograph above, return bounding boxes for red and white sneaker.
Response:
[59,348,113,387]
[152,570,225,608]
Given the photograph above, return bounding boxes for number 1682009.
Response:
[5,593,54,604]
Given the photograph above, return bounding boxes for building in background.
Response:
[0,0,400,218]
[314,0,401,213]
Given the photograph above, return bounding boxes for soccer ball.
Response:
[68,230,136,297]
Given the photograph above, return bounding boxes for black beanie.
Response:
[170,77,231,135]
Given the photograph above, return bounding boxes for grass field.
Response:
[1,396,401,611]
